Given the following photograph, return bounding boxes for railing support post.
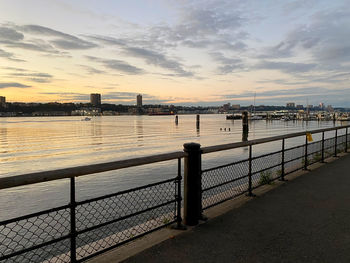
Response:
[279,139,286,181]
[183,143,202,226]
[172,158,186,230]
[321,131,325,163]
[346,128,348,153]
[304,135,308,170]
[246,145,255,196]
[334,129,338,157]
[70,177,77,263]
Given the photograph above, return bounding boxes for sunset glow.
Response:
[0,0,349,106]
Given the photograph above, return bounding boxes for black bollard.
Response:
[183,143,202,226]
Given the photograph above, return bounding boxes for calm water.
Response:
[0,115,344,220]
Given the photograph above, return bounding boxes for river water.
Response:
[0,115,344,220]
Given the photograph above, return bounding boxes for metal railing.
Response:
[1,124,349,262]
[200,125,350,210]
[0,153,185,262]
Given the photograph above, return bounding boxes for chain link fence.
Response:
[0,206,71,262]
[1,126,350,262]
[202,160,249,209]
[201,127,349,210]
[1,169,181,262]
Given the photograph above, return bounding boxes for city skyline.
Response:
[0,0,349,106]
[1,93,340,111]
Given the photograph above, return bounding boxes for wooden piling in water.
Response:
[242,111,248,132]
[242,111,249,141]
[196,114,200,130]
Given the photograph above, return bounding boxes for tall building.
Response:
[286,102,295,108]
[90,93,101,106]
[326,105,333,112]
[0,96,5,107]
[137,94,142,108]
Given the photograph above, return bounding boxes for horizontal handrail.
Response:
[202,125,350,154]
[0,151,185,190]
[1,125,349,191]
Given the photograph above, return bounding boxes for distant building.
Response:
[90,93,101,106]
[232,104,240,110]
[72,108,101,116]
[326,105,333,112]
[319,102,325,109]
[307,105,313,109]
[296,105,304,109]
[223,103,230,111]
[286,102,295,108]
[137,94,142,108]
[0,96,5,107]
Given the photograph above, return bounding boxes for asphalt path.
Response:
[123,154,350,263]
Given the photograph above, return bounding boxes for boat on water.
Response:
[226,114,241,120]
[250,115,263,120]
[248,92,264,120]
[81,117,91,121]
[337,114,350,121]
[281,116,291,121]
[148,112,174,116]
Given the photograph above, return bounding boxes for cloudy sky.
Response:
[0,0,349,106]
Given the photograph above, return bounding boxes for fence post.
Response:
[321,131,325,163]
[346,128,348,153]
[183,143,202,226]
[172,158,186,230]
[246,145,255,196]
[304,135,308,170]
[70,177,77,263]
[279,138,286,181]
[334,129,338,157]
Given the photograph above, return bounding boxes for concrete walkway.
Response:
[122,154,350,263]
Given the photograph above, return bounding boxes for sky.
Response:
[0,0,349,107]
